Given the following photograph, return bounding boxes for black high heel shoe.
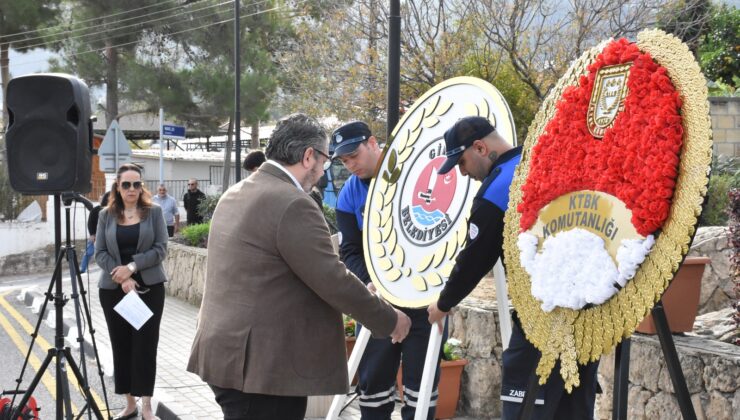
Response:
[112,408,138,420]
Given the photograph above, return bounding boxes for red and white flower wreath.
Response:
[515,39,683,312]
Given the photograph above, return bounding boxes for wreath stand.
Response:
[517,300,696,420]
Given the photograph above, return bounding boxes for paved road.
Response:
[0,269,125,419]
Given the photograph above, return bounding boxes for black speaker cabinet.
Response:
[5,73,93,194]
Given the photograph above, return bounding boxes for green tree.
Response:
[698,4,739,88]
[0,0,61,132]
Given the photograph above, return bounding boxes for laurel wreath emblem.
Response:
[369,94,496,292]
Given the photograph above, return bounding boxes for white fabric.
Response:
[518,229,654,312]
[265,160,302,190]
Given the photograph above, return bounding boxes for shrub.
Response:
[729,188,739,346]
[443,338,463,361]
[700,155,740,227]
[181,221,210,248]
[323,203,338,234]
[197,193,221,222]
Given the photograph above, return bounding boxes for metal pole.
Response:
[114,122,119,171]
[234,0,242,183]
[387,0,400,139]
[612,339,631,420]
[159,108,164,184]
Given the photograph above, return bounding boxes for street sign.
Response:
[162,124,186,139]
[98,120,132,172]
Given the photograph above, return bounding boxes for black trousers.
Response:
[209,385,307,420]
[99,283,165,396]
[166,225,174,237]
[501,314,600,420]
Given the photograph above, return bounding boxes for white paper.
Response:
[114,291,154,330]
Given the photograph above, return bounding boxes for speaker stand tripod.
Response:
[9,194,110,420]
[516,301,696,420]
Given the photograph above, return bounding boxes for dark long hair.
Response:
[107,163,153,222]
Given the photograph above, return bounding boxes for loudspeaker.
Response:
[5,73,93,194]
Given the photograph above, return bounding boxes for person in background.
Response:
[332,121,446,420]
[183,178,206,225]
[187,114,411,420]
[95,163,168,420]
[152,184,180,237]
[80,191,109,273]
[242,149,266,174]
[426,117,599,420]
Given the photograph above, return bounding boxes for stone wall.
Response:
[595,334,740,420]
[710,97,740,157]
[689,227,733,315]
[0,240,87,276]
[163,242,208,306]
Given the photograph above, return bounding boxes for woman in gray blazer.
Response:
[95,163,168,420]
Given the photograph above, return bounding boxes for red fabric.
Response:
[518,39,683,236]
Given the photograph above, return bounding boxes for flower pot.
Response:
[435,359,468,419]
[395,359,468,419]
[636,256,710,334]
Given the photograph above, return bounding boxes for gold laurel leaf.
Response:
[425,96,441,117]
[445,237,459,261]
[439,262,454,277]
[422,116,440,128]
[381,219,393,241]
[411,276,428,291]
[410,111,424,132]
[416,253,435,272]
[378,257,392,271]
[371,244,386,258]
[464,103,479,116]
[370,228,381,244]
[397,146,414,164]
[386,268,402,282]
[436,100,453,116]
[379,205,392,227]
[403,267,412,277]
[426,272,443,286]
[431,242,447,268]
[370,210,381,228]
[387,229,397,253]
[479,99,490,118]
[373,192,384,209]
[384,183,397,206]
[393,245,405,266]
[406,127,423,148]
[457,225,467,247]
[395,128,410,151]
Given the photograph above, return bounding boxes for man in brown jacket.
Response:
[187,114,411,420]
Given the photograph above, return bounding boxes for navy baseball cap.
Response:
[330,121,372,159]
[437,116,496,175]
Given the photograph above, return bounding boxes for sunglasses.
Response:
[312,148,332,171]
[120,181,142,190]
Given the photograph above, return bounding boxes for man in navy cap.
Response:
[427,116,600,419]
[332,121,445,420]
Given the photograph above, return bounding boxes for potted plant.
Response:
[636,256,711,334]
[436,338,468,419]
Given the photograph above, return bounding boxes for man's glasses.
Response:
[120,181,142,190]
[313,148,332,171]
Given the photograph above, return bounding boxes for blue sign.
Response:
[163,124,186,139]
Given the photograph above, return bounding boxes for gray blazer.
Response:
[95,205,168,290]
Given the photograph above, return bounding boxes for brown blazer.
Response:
[187,162,397,396]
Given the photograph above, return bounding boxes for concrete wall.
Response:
[710,97,740,157]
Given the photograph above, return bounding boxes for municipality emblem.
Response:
[587,63,631,138]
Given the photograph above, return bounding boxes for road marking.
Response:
[0,292,107,416]
[0,292,61,409]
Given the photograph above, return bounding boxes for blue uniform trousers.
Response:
[357,308,448,420]
[501,314,600,420]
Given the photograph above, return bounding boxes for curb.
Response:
[16,288,183,420]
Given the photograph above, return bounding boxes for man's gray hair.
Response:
[266,113,327,165]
